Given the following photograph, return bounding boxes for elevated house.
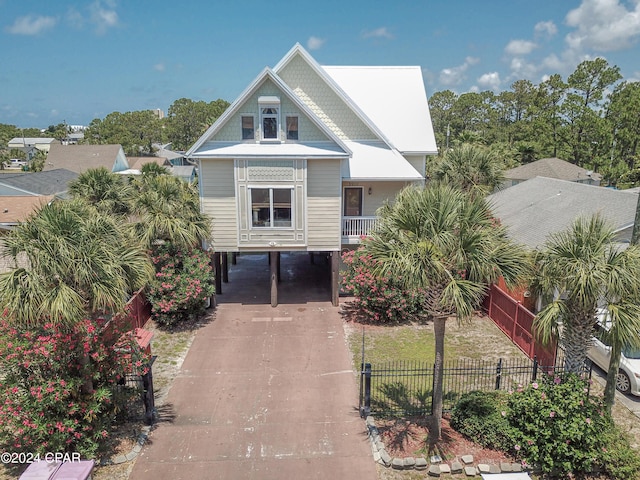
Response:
[186,43,437,305]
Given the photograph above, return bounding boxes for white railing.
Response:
[342,216,379,241]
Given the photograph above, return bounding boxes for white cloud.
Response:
[154,63,166,72]
[477,72,501,91]
[5,15,57,35]
[439,56,480,86]
[90,0,119,34]
[565,0,640,52]
[362,27,394,39]
[504,40,537,56]
[307,36,325,50]
[534,20,558,39]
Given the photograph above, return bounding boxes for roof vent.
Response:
[586,170,593,177]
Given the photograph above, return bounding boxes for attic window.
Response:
[286,116,298,140]
[258,96,280,141]
[241,116,255,140]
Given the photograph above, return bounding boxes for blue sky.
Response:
[1,0,640,129]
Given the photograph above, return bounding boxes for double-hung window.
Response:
[241,116,255,140]
[250,187,292,228]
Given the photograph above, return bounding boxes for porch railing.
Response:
[342,216,378,240]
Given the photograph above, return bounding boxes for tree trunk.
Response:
[604,341,623,413]
[428,315,447,451]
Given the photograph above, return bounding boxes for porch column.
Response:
[331,251,339,307]
[213,252,222,295]
[270,251,278,307]
[276,252,281,283]
[222,252,229,283]
[231,252,237,265]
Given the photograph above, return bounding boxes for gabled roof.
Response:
[323,65,437,154]
[44,144,126,174]
[8,137,56,146]
[128,157,171,170]
[488,177,637,249]
[186,67,351,158]
[0,169,78,195]
[505,157,601,182]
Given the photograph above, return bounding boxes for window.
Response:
[343,187,363,216]
[286,116,298,140]
[261,107,279,139]
[258,96,281,141]
[251,188,292,228]
[241,116,254,140]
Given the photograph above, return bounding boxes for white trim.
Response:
[247,185,295,230]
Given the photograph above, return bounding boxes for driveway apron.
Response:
[131,253,377,479]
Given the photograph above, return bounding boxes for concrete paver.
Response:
[131,253,376,479]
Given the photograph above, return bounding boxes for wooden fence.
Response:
[483,284,557,367]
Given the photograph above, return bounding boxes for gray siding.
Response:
[200,159,238,251]
[307,159,341,250]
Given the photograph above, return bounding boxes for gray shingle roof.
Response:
[0,169,78,195]
[488,177,637,249]
[505,157,602,182]
[44,144,125,174]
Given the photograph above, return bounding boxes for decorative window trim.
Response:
[258,96,281,142]
[249,186,294,229]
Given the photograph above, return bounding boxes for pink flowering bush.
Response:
[147,244,215,326]
[341,247,428,323]
[0,318,147,458]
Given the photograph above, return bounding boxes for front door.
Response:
[343,187,363,217]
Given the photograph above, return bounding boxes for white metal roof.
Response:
[189,141,349,159]
[341,141,423,181]
[323,66,438,154]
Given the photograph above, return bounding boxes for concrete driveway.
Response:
[131,253,377,479]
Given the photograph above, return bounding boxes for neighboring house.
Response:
[488,176,637,250]
[4,145,37,162]
[0,195,55,232]
[186,43,437,304]
[503,157,601,188]
[117,157,195,182]
[154,143,188,166]
[8,137,57,154]
[171,165,196,183]
[127,156,172,171]
[0,169,78,196]
[44,144,129,174]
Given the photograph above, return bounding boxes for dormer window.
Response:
[258,96,280,141]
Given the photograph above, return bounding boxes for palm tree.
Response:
[68,167,133,216]
[364,184,527,449]
[0,199,153,328]
[428,144,506,196]
[129,174,211,250]
[532,214,640,410]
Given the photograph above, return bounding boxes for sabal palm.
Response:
[429,143,505,196]
[0,199,153,328]
[68,167,133,216]
[532,214,640,409]
[129,174,211,250]
[365,184,527,447]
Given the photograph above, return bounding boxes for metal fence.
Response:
[113,356,156,424]
[359,357,585,417]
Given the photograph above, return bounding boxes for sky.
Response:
[1,0,640,129]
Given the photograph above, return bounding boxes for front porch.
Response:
[341,216,379,244]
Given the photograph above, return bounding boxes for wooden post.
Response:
[276,252,281,283]
[331,251,339,306]
[222,252,229,283]
[270,251,278,307]
[309,252,315,265]
[231,252,237,265]
[213,252,222,295]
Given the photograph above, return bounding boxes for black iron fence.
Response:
[113,356,156,424]
[359,356,589,417]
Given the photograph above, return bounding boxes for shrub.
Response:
[507,373,640,479]
[341,247,427,323]
[0,318,146,459]
[147,243,215,326]
[450,390,516,452]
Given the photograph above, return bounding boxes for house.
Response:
[488,176,637,250]
[8,137,57,154]
[0,169,78,196]
[171,165,196,183]
[503,157,601,188]
[186,43,437,305]
[0,195,55,232]
[44,144,130,174]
